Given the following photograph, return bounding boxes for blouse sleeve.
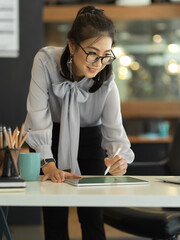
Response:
[101,80,134,164]
[24,52,53,159]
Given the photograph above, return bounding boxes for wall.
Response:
[0,0,43,129]
[1,0,43,225]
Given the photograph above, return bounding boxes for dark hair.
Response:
[60,6,116,93]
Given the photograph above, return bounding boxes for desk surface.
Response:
[0,176,180,207]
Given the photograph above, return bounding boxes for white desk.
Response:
[0,176,180,207]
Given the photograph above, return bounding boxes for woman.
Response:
[24,5,134,240]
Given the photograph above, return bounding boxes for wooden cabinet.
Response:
[43,3,180,22]
[121,100,180,143]
[121,100,180,119]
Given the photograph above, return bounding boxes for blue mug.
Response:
[18,152,41,181]
[158,121,170,137]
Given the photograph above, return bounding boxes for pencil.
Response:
[8,127,14,149]
[18,128,31,148]
[18,123,25,148]
[3,126,11,149]
[0,125,3,149]
[12,127,18,143]
[15,130,20,149]
[12,127,18,148]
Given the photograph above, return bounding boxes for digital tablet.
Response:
[65,176,149,187]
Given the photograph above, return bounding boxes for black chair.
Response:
[126,122,180,176]
[103,121,180,240]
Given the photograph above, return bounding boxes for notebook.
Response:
[157,177,180,184]
[65,176,149,187]
[0,176,26,190]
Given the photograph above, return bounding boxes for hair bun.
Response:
[77,6,104,16]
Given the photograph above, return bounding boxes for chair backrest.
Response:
[167,120,180,175]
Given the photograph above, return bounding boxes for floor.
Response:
[3,207,180,240]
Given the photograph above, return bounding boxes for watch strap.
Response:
[41,158,56,168]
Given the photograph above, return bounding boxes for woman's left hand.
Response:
[104,154,128,175]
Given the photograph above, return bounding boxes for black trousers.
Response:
[43,123,106,240]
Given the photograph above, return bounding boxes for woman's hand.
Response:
[42,162,81,183]
[104,154,128,175]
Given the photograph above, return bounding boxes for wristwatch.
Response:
[41,158,56,168]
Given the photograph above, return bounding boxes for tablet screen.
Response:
[65,176,149,186]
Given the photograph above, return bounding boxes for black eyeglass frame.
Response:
[78,44,116,65]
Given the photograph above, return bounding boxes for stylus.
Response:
[104,147,121,175]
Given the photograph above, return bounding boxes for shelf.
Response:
[43,3,180,23]
[121,100,180,119]
[128,135,172,143]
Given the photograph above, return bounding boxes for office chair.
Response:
[103,121,180,240]
[126,121,180,176]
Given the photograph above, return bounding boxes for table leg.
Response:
[0,207,12,240]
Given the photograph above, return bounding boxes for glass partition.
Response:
[44,18,180,101]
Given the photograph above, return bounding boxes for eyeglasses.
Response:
[78,44,116,65]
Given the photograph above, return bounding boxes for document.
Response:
[157,177,180,184]
[0,0,19,57]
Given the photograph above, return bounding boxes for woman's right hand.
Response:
[42,162,81,183]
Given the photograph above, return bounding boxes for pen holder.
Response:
[0,149,5,176]
[1,148,21,178]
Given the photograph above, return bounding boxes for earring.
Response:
[68,53,73,79]
[97,72,101,82]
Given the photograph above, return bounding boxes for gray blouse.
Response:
[24,46,134,175]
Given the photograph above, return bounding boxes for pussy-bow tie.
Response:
[52,80,89,175]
